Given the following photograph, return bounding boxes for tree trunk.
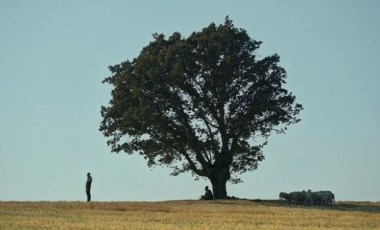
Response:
[211,179,227,199]
[209,171,229,199]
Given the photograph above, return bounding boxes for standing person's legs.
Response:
[86,188,91,202]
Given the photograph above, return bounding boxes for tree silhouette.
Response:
[100,17,302,199]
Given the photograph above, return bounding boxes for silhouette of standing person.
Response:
[86,172,92,202]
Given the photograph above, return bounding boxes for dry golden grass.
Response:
[0,200,379,229]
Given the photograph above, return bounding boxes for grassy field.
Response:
[0,200,379,229]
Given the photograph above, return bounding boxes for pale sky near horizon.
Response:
[1,0,379,202]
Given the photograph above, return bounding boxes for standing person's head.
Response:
[205,186,209,191]
[87,172,91,177]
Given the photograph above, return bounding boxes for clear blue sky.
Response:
[1,0,379,202]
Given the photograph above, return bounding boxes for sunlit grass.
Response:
[0,200,379,229]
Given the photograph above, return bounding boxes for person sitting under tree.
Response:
[201,186,213,200]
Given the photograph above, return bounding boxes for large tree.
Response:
[100,17,302,199]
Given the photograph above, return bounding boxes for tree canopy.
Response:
[100,17,303,199]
